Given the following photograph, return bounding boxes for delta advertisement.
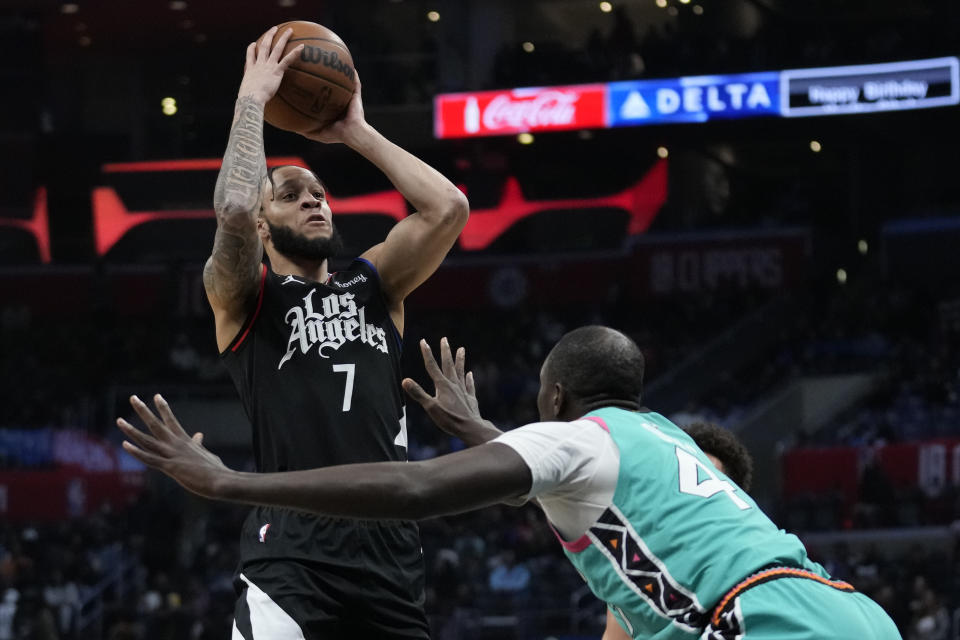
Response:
[434,56,959,138]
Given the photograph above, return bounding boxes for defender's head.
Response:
[683,421,753,491]
[537,326,645,422]
[258,165,343,262]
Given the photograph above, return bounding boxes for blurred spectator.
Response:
[907,576,949,640]
[488,550,531,596]
[168,333,200,376]
[0,588,17,640]
[41,571,78,637]
[11,583,58,640]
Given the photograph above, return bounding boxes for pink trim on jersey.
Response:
[582,416,610,432]
[548,415,612,553]
[550,524,592,553]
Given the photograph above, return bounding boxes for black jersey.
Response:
[222,258,407,472]
[221,258,416,566]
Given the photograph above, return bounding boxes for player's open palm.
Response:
[117,394,232,500]
[238,26,303,105]
[403,338,501,447]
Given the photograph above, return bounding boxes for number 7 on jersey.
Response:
[332,364,355,411]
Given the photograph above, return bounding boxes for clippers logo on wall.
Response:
[434,84,607,138]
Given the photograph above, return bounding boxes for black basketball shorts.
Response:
[232,520,429,640]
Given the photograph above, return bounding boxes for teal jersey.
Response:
[560,407,825,639]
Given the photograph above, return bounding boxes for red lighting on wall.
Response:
[93,156,345,256]
[0,188,52,263]
[459,159,667,250]
[93,186,407,256]
[101,157,310,173]
[92,157,668,256]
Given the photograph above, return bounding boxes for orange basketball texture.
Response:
[259,21,356,134]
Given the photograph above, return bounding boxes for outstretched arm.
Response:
[305,76,469,309]
[117,395,530,521]
[402,338,503,447]
[206,27,303,351]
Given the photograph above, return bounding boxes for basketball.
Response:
[259,21,356,134]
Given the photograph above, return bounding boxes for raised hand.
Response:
[238,26,304,105]
[402,338,503,447]
[117,394,232,499]
[302,72,368,145]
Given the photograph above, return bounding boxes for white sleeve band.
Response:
[493,419,620,539]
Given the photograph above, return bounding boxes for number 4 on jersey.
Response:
[676,447,750,510]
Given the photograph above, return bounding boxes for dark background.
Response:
[1,1,959,639]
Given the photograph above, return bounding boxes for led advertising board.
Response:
[434,84,607,138]
[608,71,780,126]
[433,57,959,138]
[780,57,959,117]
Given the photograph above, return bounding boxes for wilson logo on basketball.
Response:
[300,46,356,83]
[279,289,388,370]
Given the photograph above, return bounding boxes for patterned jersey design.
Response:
[702,599,745,640]
[589,505,708,631]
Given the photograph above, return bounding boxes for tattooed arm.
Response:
[205,95,267,352]
[204,27,303,352]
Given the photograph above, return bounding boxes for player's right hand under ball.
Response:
[238,26,303,105]
[301,72,368,145]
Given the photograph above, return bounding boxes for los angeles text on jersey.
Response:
[279,288,389,369]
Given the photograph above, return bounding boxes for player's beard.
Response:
[266,219,344,262]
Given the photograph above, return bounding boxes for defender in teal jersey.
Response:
[118,327,902,640]
[601,422,750,640]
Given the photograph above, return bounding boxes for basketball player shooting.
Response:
[120,330,901,639]
[204,26,468,639]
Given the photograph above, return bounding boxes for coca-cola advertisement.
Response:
[434,84,607,138]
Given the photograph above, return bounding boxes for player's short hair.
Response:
[683,421,753,491]
[545,326,644,404]
[266,165,326,201]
